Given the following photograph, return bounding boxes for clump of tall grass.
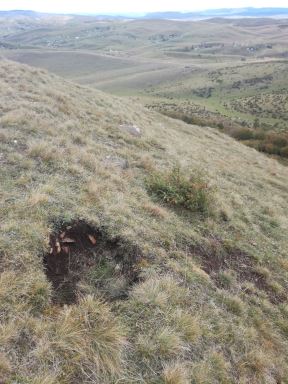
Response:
[36,295,126,382]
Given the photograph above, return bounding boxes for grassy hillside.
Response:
[2,17,288,162]
[144,59,288,162]
[0,59,288,383]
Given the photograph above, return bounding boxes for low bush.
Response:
[146,166,213,214]
[232,128,255,141]
[280,146,288,158]
[268,133,288,148]
[235,130,288,158]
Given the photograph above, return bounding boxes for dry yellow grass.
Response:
[0,58,288,383]
[162,362,190,384]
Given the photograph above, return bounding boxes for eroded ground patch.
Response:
[44,221,142,305]
[195,237,286,304]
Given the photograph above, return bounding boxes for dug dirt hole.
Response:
[43,221,142,305]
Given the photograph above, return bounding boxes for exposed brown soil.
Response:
[194,237,286,304]
[44,221,142,305]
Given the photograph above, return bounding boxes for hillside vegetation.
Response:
[0,59,288,383]
[2,17,288,162]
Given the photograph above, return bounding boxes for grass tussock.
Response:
[48,296,126,378]
[173,309,202,342]
[162,362,190,384]
[191,352,232,384]
[0,270,51,318]
[0,353,12,382]
[28,140,60,164]
[222,294,246,315]
[24,296,126,382]
[156,327,186,357]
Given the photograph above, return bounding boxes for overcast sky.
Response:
[0,0,287,14]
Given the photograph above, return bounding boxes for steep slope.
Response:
[0,59,288,383]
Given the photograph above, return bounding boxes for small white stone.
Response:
[119,124,142,137]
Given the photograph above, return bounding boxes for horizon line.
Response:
[1,6,288,16]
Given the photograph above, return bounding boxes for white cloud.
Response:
[0,0,287,14]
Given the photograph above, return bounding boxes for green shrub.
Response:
[268,134,288,148]
[253,130,266,140]
[217,122,224,129]
[253,118,260,128]
[252,132,288,158]
[258,142,280,155]
[146,166,213,214]
[232,128,254,141]
[280,146,288,158]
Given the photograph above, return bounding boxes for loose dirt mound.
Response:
[44,221,141,305]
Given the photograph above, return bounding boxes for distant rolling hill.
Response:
[0,10,40,17]
[1,7,288,20]
[144,8,288,19]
